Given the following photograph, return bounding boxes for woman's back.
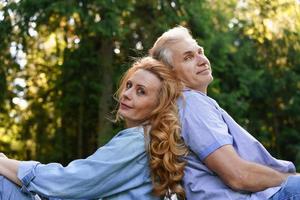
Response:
[2,127,159,200]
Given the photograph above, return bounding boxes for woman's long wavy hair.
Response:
[116,57,188,199]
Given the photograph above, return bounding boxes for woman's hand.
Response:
[0,152,8,159]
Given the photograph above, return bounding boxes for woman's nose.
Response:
[123,88,132,99]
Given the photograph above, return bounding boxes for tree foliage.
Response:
[0,0,299,169]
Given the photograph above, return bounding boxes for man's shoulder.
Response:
[180,89,217,107]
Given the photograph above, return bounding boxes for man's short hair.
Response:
[149,26,194,68]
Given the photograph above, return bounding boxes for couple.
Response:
[1,26,299,200]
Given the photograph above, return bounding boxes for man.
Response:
[149,26,300,199]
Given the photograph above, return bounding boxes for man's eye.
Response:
[137,88,145,95]
[184,55,193,61]
[199,48,204,54]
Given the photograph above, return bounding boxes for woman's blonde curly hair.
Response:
[116,57,188,199]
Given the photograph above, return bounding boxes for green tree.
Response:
[0,0,299,169]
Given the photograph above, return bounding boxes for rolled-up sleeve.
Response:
[17,128,148,199]
[18,161,39,194]
[178,92,233,161]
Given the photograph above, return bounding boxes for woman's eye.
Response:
[126,81,132,89]
[137,88,145,95]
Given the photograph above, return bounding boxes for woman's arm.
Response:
[0,157,22,186]
[0,128,147,199]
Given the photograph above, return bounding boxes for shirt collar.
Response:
[183,87,207,96]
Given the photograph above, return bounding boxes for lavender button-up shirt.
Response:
[178,88,295,200]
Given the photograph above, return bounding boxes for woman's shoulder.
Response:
[115,126,145,140]
[98,126,146,156]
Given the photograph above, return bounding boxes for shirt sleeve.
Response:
[17,129,148,199]
[179,92,233,161]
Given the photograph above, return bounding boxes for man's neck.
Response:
[184,86,207,94]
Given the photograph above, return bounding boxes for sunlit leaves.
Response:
[236,0,299,42]
[0,0,299,169]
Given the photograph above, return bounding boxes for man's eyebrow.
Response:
[183,50,193,56]
[182,46,204,56]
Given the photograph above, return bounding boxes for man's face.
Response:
[169,38,213,93]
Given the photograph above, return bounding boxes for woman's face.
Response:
[118,69,162,128]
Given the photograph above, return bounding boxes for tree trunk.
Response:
[97,39,114,146]
[77,86,84,157]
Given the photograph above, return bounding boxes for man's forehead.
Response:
[171,38,201,54]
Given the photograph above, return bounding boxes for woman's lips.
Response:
[120,102,132,110]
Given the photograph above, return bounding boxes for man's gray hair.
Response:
[149,26,193,68]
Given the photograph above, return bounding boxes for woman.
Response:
[0,57,187,200]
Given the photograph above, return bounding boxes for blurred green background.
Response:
[0,0,300,169]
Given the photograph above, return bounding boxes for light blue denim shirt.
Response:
[177,89,296,200]
[12,126,159,200]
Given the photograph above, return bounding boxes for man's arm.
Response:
[204,145,293,192]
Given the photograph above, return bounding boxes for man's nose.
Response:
[196,54,207,66]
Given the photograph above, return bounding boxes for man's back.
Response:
[177,88,295,199]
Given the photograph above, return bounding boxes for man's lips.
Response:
[197,68,210,75]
